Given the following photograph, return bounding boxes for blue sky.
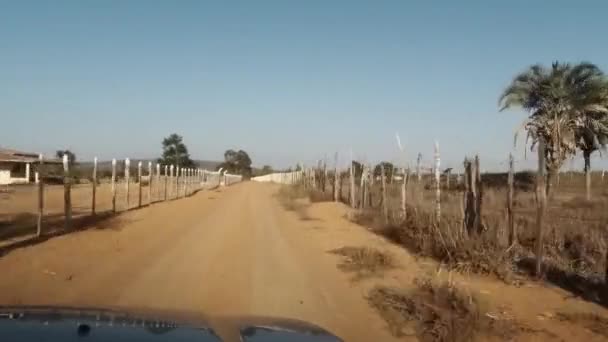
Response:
[1,1,608,171]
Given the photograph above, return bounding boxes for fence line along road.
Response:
[1,158,243,243]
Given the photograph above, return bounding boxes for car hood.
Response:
[0,305,343,342]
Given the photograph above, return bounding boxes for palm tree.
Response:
[574,111,608,199]
[499,61,608,197]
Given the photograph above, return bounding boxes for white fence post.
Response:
[92,157,97,215]
[125,158,130,210]
[111,159,117,213]
[37,154,44,236]
[63,155,72,230]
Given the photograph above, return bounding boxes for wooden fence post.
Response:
[111,158,116,213]
[474,155,482,233]
[63,155,72,230]
[323,160,328,193]
[416,153,422,182]
[462,158,471,234]
[365,166,372,208]
[333,153,339,202]
[434,142,441,223]
[313,162,318,189]
[507,153,516,246]
[359,166,366,210]
[401,168,408,222]
[92,157,97,215]
[381,164,388,223]
[37,154,44,237]
[125,158,130,210]
[350,158,356,208]
[138,161,143,207]
[535,136,547,277]
[147,161,152,205]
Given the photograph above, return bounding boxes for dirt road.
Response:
[1,181,607,341]
[0,182,398,341]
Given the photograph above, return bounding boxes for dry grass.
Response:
[352,208,516,283]
[368,277,520,341]
[557,312,608,338]
[276,185,313,220]
[330,246,395,280]
[336,174,608,298]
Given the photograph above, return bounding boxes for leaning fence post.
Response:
[535,137,547,277]
[91,157,97,215]
[63,155,72,230]
[111,159,117,213]
[507,153,516,246]
[125,158,130,210]
[434,141,441,223]
[37,154,44,237]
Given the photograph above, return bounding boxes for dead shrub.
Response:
[330,246,395,280]
[308,189,333,202]
[557,312,608,338]
[561,196,601,210]
[276,185,313,219]
[358,207,515,283]
[368,278,519,341]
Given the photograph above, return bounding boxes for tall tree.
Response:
[158,133,195,168]
[499,61,608,197]
[373,162,395,182]
[218,149,252,178]
[56,150,76,165]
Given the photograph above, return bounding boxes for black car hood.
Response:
[0,306,343,342]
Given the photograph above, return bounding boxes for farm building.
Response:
[0,148,60,185]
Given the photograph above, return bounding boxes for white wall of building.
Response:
[0,163,30,185]
[252,171,303,184]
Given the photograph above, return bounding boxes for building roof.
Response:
[0,148,62,164]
